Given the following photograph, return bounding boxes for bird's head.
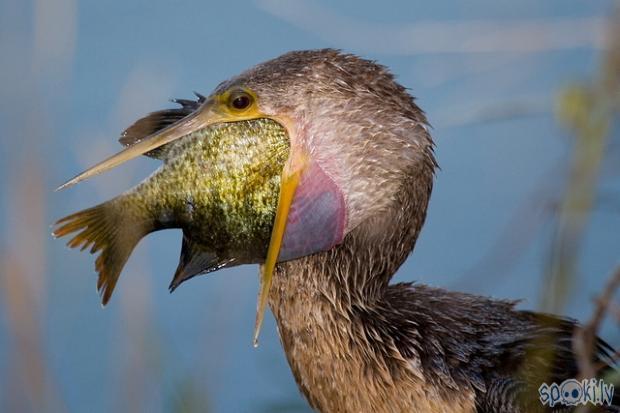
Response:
[58,49,436,343]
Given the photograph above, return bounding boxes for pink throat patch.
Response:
[279,160,346,262]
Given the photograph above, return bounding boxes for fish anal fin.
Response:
[169,231,234,292]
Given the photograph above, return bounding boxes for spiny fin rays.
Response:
[169,230,236,292]
[52,201,152,305]
[119,93,206,159]
[56,95,210,191]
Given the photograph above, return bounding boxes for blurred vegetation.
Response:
[546,7,620,408]
[1,163,67,412]
[543,7,620,314]
[167,378,211,413]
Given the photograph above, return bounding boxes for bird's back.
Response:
[379,283,619,413]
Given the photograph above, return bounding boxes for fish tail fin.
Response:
[53,200,151,305]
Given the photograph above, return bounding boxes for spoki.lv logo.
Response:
[539,378,614,408]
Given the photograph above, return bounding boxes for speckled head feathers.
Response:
[222,49,437,236]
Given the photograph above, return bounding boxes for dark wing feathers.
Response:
[377,284,618,413]
[119,93,205,158]
[476,311,619,412]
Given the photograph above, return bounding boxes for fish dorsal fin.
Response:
[119,93,206,159]
[169,230,235,292]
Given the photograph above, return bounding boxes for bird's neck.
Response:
[267,173,475,412]
[268,234,415,412]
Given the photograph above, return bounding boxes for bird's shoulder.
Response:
[374,283,618,412]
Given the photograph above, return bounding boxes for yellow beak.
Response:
[253,150,307,346]
[56,95,262,191]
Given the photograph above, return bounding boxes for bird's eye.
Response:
[229,91,252,111]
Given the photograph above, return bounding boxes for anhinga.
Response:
[55,49,618,412]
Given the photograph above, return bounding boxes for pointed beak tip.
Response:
[252,320,262,348]
[55,182,70,192]
[56,174,83,191]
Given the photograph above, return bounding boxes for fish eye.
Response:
[229,91,253,111]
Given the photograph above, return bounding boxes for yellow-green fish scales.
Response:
[129,117,289,254]
[54,118,290,303]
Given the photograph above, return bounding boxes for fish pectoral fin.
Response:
[169,231,234,292]
[52,201,151,305]
[119,95,205,159]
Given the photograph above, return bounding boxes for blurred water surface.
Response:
[0,0,618,412]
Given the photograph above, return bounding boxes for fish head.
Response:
[157,85,348,284]
[168,117,291,289]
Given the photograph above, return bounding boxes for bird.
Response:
[55,49,618,412]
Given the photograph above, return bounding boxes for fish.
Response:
[53,116,290,306]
